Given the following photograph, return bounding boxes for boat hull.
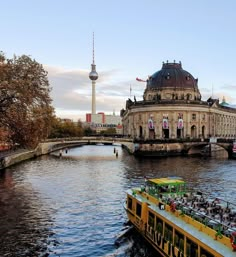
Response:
[124,188,235,257]
[125,207,173,257]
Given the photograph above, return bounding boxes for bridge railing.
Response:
[133,138,210,144]
[43,135,133,143]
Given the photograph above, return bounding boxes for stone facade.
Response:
[121,62,236,140]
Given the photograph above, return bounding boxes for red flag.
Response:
[136,77,146,82]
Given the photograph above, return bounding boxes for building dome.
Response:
[147,61,198,90]
[143,61,201,101]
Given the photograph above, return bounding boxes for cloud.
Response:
[221,83,236,91]
[213,84,236,103]
[45,65,140,121]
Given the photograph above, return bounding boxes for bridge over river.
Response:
[44,137,235,159]
[42,137,134,154]
[1,137,235,171]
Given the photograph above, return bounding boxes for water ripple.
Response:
[0,145,235,256]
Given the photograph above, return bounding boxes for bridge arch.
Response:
[184,142,231,157]
[184,143,208,155]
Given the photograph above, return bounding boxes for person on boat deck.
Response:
[144,176,147,185]
[160,186,167,193]
[211,201,216,207]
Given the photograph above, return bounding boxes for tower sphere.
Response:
[89,62,98,81]
[89,69,98,80]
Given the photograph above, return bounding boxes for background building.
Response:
[86,112,122,134]
[121,61,236,140]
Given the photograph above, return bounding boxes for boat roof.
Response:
[148,177,185,186]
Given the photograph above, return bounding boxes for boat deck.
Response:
[130,189,236,257]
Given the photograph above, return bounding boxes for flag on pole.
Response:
[136,77,146,82]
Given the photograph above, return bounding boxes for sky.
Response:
[1,0,236,121]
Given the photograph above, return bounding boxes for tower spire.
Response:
[92,32,95,65]
[89,32,98,115]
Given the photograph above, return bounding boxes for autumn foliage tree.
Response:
[48,118,84,138]
[0,52,55,148]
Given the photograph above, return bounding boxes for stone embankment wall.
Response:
[0,142,86,171]
[133,142,184,157]
[0,149,36,170]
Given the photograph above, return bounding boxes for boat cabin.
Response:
[144,177,187,199]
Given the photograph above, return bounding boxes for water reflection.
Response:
[0,145,235,256]
[0,168,55,256]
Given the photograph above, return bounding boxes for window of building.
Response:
[200,247,214,257]
[165,73,171,80]
[164,223,173,243]
[155,216,163,234]
[174,229,184,252]
[128,197,132,210]
[148,211,155,228]
[136,202,142,217]
[192,113,196,120]
[186,237,198,257]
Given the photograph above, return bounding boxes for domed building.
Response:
[121,61,236,141]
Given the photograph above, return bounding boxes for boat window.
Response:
[148,211,155,228]
[179,183,186,193]
[136,202,142,217]
[155,216,163,234]
[159,185,169,193]
[147,184,159,196]
[186,237,198,257]
[128,197,132,210]
[164,223,173,243]
[200,247,214,257]
[174,229,184,252]
[170,185,177,193]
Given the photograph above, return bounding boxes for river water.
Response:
[0,145,236,257]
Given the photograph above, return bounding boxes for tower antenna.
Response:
[89,32,98,115]
[92,32,95,65]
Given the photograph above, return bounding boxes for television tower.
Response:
[89,32,98,115]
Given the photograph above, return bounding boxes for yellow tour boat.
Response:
[124,177,236,257]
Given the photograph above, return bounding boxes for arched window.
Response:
[191,125,197,138]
